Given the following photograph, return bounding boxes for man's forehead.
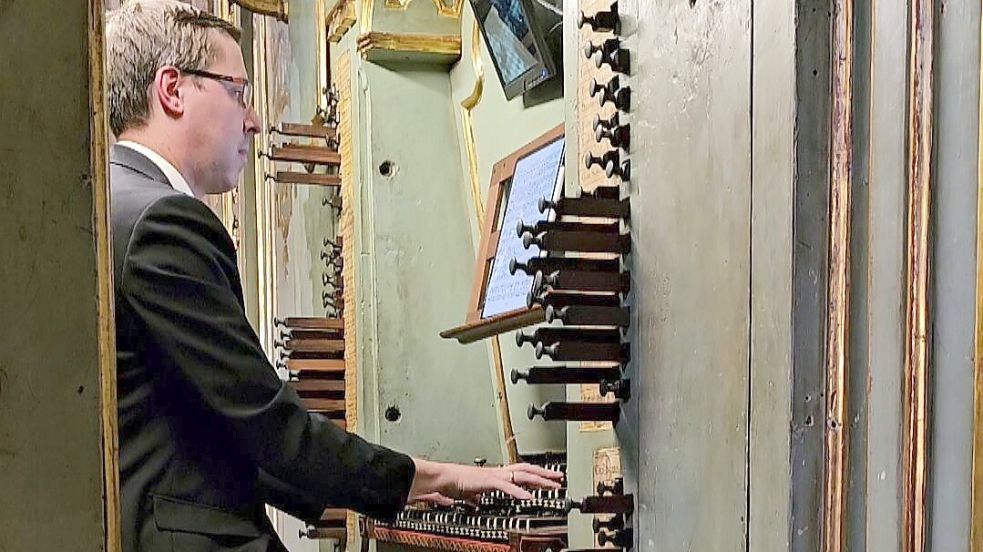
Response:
[208,30,247,75]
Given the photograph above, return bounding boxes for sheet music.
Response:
[482,137,565,318]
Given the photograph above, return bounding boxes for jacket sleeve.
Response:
[257,467,327,524]
[119,194,414,521]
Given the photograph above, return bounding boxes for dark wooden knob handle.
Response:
[599,378,631,400]
[592,515,625,533]
[598,528,633,547]
[522,232,540,250]
[578,2,620,32]
[596,477,624,496]
[595,47,631,74]
[535,342,558,359]
[516,219,540,238]
[606,159,631,182]
[510,369,528,384]
[545,305,567,323]
[515,331,536,348]
[594,112,621,132]
[596,123,631,150]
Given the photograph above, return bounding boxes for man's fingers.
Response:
[490,476,533,500]
[508,463,565,482]
[410,492,455,507]
[511,469,562,489]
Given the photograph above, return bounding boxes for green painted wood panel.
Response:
[0,1,111,549]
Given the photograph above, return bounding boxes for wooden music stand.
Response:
[441,124,565,344]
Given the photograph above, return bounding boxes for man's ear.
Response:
[154,66,184,117]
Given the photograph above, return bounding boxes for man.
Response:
[105,2,561,550]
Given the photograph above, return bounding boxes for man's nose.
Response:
[244,106,261,134]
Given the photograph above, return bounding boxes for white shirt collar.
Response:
[116,141,196,198]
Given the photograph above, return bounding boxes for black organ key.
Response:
[528,401,621,423]
[511,365,623,385]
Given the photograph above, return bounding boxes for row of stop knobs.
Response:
[581,1,630,184]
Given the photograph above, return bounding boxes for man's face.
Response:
[183,31,260,194]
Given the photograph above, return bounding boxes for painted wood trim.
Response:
[901,1,934,550]
[973,0,983,544]
[90,1,121,550]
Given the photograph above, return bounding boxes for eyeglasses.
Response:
[180,68,252,108]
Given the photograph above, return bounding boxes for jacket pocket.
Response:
[152,494,263,538]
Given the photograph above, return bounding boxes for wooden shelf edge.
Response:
[440,307,545,344]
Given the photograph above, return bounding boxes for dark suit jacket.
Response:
[110,145,415,552]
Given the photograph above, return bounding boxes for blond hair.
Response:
[105,0,241,136]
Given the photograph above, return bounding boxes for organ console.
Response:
[362,458,569,551]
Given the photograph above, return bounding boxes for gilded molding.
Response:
[326,0,357,43]
[230,0,288,21]
[824,0,853,550]
[356,31,462,60]
[902,1,934,551]
[382,0,462,16]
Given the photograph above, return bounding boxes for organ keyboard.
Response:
[361,459,568,552]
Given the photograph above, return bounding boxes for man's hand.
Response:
[408,458,563,505]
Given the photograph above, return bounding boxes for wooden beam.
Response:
[902,0,935,550]
[824,0,854,549]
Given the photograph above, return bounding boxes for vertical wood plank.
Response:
[824,1,855,549]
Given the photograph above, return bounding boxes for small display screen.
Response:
[473,0,542,86]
